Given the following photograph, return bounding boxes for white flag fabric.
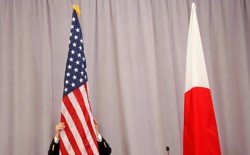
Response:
[183,3,221,155]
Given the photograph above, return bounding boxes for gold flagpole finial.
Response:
[72,4,81,16]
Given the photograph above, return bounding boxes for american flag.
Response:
[59,9,99,155]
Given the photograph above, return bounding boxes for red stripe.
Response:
[60,114,81,155]
[84,83,92,112]
[63,93,94,155]
[83,83,99,152]
[184,87,221,155]
[74,88,99,150]
[59,134,69,155]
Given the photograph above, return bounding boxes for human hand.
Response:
[93,118,99,134]
[55,122,66,138]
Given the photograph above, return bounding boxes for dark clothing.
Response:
[96,137,112,155]
[48,137,111,155]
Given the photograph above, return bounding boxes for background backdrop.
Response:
[0,0,250,154]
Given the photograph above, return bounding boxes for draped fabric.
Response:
[0,0,250,154]
[184,4,221,154]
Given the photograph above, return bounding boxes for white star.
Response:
[64,87,68,92]
[71,25,74,29]
[74,68,78,72]
[74,35,78,40]
[79,78,83,82]
[71,50,75,54]
[81,71,84,75]
[71,83,75,87]
[69,40,71,44]
[76,28,80,32]
[77,53,81,57]
[72,17,76,21]
[66,72,70,77]
[84,75,87,79]
[70,33,72,36]
[79,46,82,50]
[69,57,73,62]
[73,43,76,47]
[80,39,83,43]
[67,65,72,69]
[76,60,80,65]
[73,75,77,79]
[82,57,85,61]
[65,80,69,84]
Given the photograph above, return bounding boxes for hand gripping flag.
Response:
[59,5,99,155]
[183,3,221,155]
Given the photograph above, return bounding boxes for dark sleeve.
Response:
[48,139,60,155]
[98,137,112,155]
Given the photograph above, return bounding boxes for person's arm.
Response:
[97,135,112,155]
[48,138,60,155]
[48,122,66,155]
[94,119,112,155]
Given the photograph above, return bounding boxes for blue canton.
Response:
[63,10,87,96]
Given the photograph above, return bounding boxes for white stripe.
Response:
[80,84,96,136]
[79,84,99,154]
[185,2,210,92]
[60,113,75,155]
[68,89,99,154]
[60,129,75,155]
[61,101,87,154]
[80,84,93,124]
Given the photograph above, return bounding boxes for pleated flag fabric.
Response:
[183,3,221,155]
[59,6,99,155]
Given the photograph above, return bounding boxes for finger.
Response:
[94,119,97,125]
[59,123,65,126]
[59,125,66,129]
